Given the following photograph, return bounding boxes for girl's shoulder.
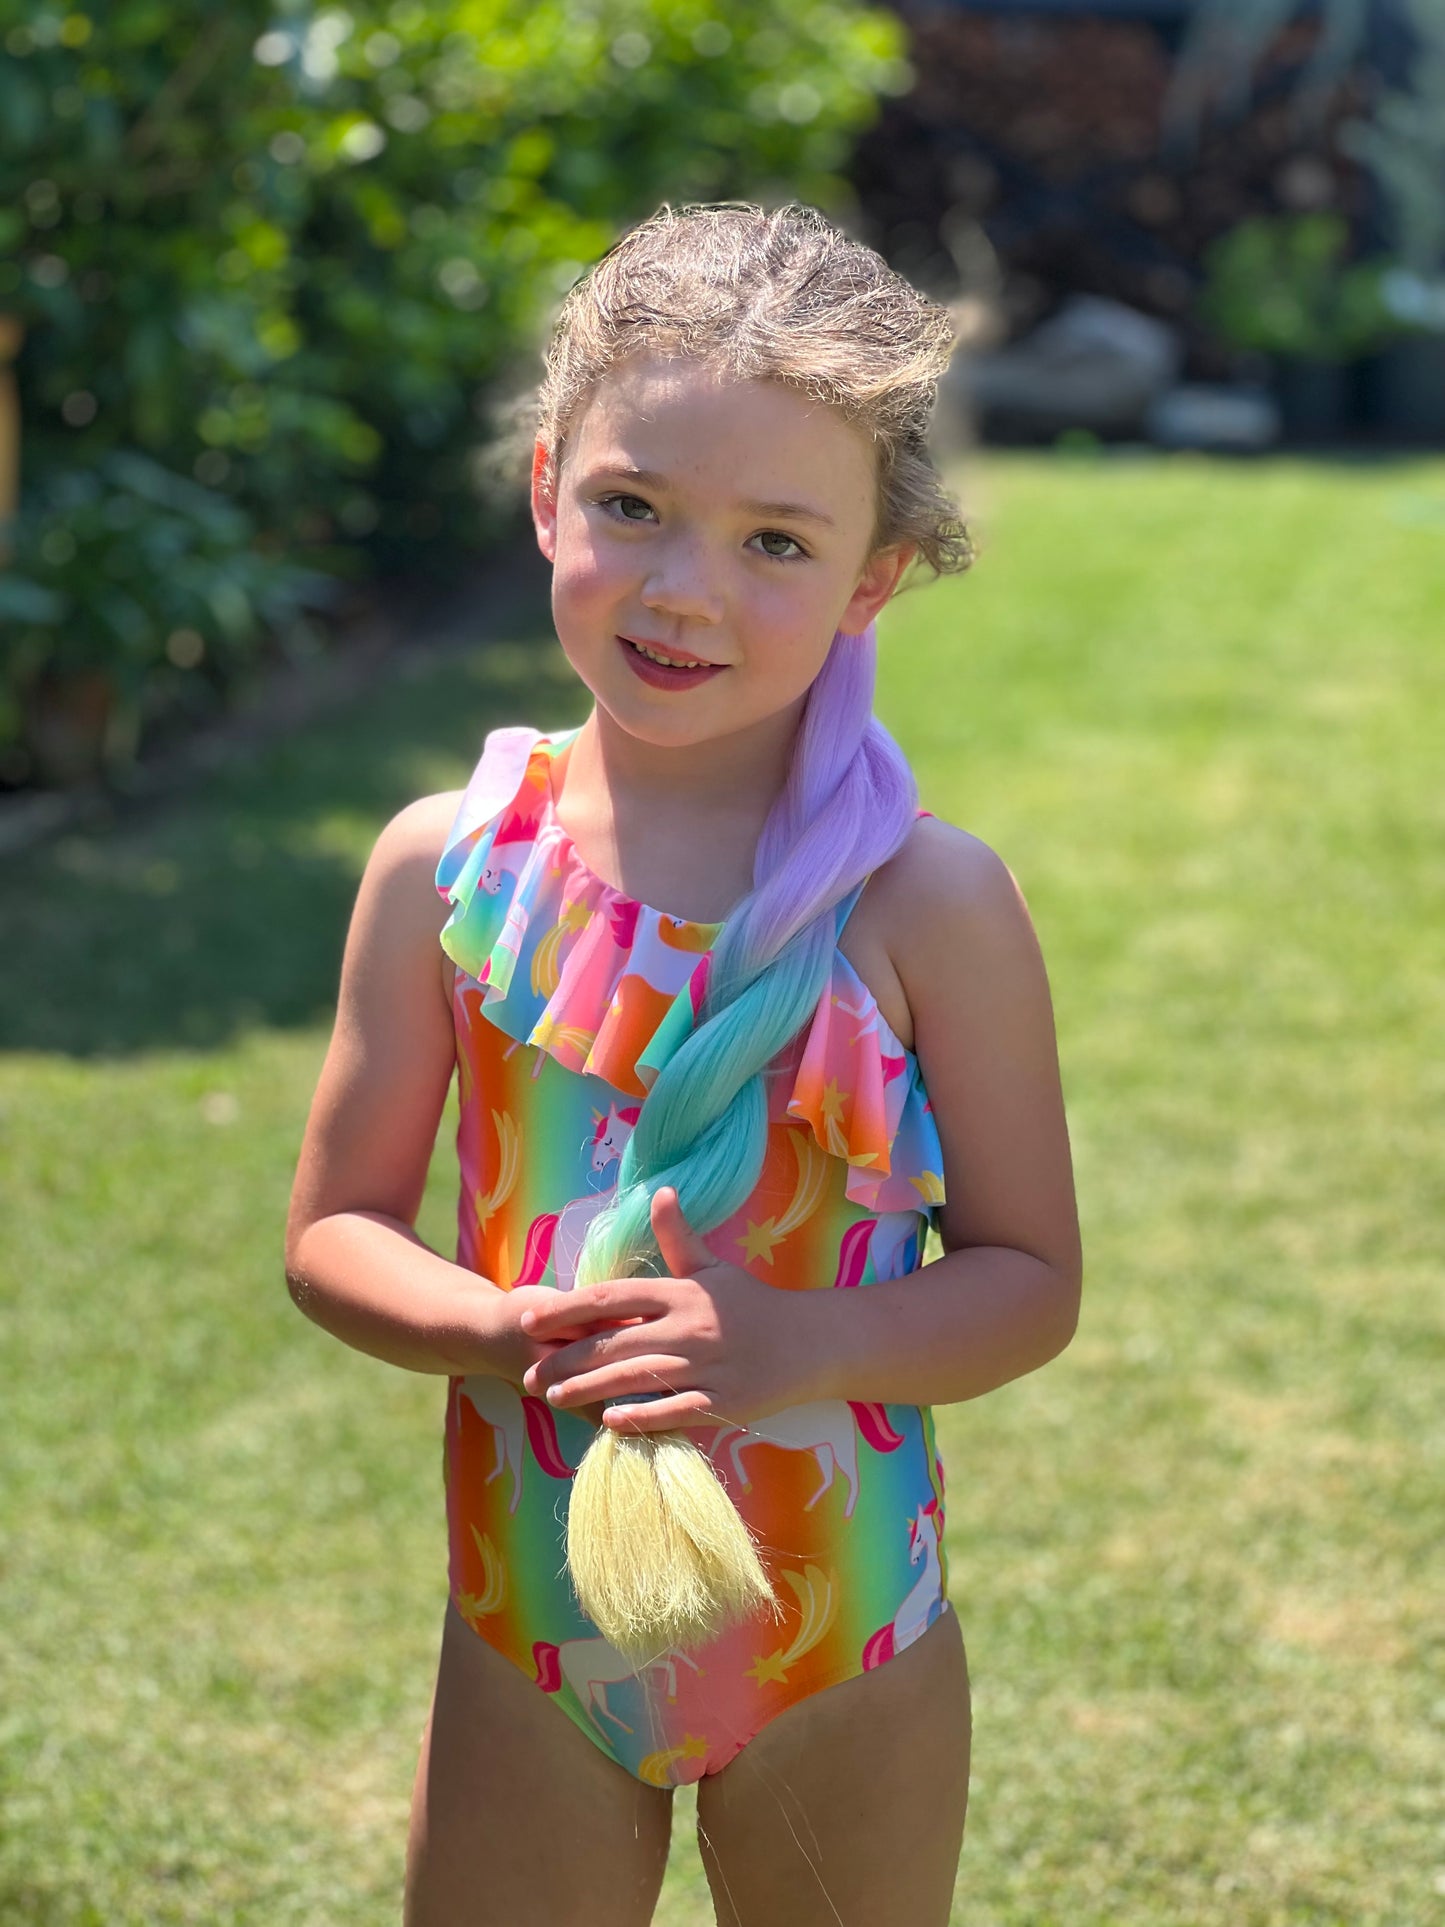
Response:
[392,787,464,853]
[365,789,465,893]
[871,812,1023,932]
[845,815,1039,1055]
[354,791,467,1001]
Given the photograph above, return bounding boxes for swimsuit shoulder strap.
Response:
[833,806,932,941]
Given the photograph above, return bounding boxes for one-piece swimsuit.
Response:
[434,724,951,1788]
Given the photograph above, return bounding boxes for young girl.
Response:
[285,202,1081,1927]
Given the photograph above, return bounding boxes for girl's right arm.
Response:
[283,794,568,1385]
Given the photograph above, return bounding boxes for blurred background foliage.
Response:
[3,0,1444,795]
[1198,211,1395,363]
[0,0,907,784]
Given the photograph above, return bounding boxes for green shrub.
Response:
[0,451,339,781]
[0,0,907,783]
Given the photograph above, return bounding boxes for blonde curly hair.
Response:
[535,201,974,577]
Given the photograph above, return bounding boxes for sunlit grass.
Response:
[2,451,1441,1924]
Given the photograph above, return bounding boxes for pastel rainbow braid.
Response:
[574,620,918,1290]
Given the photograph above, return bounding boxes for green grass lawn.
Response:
[3,451,1442,1925]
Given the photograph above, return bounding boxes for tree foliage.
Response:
[0,0,907,780]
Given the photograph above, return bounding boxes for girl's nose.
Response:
[639,547,726,627]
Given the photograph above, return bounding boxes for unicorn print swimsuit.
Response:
[434,726,951,1788]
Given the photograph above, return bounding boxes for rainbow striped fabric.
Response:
[434,726,952,1786]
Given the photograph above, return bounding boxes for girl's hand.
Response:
[474,1284,606,1389]
[518,1188,820,1432]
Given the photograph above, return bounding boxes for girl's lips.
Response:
[617,634,726,691]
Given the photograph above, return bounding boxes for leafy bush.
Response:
[0,0,907,783]
[0,451,339,780]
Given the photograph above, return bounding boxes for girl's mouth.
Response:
[617,634,726,691]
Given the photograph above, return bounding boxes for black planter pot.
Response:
[1272,357,1352,444]
[1357,336,1445,446]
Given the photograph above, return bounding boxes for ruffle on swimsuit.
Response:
[436,725,946,1219]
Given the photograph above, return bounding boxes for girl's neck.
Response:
[571,701,801,807]
[553,701,805,919]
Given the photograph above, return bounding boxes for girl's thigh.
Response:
[404,1601,673,1927]
[694,1604,971,1927]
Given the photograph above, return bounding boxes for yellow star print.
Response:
[817,1078,846,1123]
[739,1217,783,1266]
[681,1734,711,1760]
[745,1650,791,1686]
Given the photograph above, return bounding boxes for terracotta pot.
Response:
[22,670,117,787]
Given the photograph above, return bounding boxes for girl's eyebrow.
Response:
[582,463,836,528]
[745,497,836,528]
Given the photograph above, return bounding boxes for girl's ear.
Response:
[531,439,558,562]
[838,542,916,634]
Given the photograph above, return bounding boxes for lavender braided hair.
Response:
[531,203,973,1286]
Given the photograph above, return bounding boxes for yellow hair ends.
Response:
[566,1428,778,1667]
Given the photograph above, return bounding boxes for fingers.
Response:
[521,1318,650,1398]
[525,1324,592,1347]
[529,1354,691,1411]
[650,1186,718,1279]
[519,1286,658,1336]
[604,1390,718,1433]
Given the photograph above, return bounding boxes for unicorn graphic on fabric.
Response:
[475,817,572,988]
[533,1636,704,1737]
[860,1496,944,1670]
[458,1377,577,1512]
[830,1211,924,1291]
[706,1399,904,1520]
[478,799,545,895]
[590,1101,641,1173]
[512,1104,642,1293]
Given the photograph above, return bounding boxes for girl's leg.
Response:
[693,1604,970,1927]
[405,1601,673,1927]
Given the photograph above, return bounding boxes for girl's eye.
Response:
[599,493,656,523]
[753,530,805,560]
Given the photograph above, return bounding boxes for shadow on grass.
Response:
[0,602,587,1059]
[0,1878,109,1927]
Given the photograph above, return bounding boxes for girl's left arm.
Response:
[518,819,1081,1427]
[810,819,1082,1408]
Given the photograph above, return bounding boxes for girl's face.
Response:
[531,354,911,754]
